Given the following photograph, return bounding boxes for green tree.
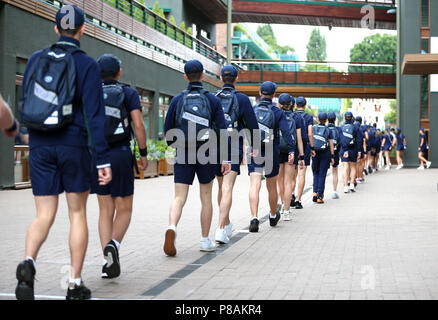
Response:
[385,100,397,124]
[349,34,397,73]
[306,28,327,61]
[256,24,295,55]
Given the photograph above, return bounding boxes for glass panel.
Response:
[421,0,429,28]
[420,75,429,120]
[16,58,27,76]
[421,39,429,54]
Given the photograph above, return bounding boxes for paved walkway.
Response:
[0,166,437,300]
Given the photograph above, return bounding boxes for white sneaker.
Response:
[349,184,356,192]
[385,165,390,170]
[332,192,340,199]
[283,210,291,221]
[417,165,425,170]
[215,228,230,244]
[200,238,217,252]
[355,178,362,184]
[396,164,403,170]
[344,186,350,194]
[426,161,432,169]
[224,222,233,237]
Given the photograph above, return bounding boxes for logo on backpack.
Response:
[313,125,330,151]
[215,88,239,130]
[253,102,275,144]
[279,111,297,153]
[176,88,212,144]
[19,42,81,131]
[102,83,130,144]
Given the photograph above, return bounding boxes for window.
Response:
[420,75,429,120]
[421,38,430,54]
[421,0,429,28]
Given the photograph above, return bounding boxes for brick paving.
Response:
[0,166,437,300]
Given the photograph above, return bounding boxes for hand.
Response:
[288,153,294,165]
[221,162,231,176]
[343,152,349,158]
[2,120,19,138]
[139,156,148,170]
[330,158,335,166]
[357,152,361,160]
[298,159,305,170]
[311,150,316,157]
[249,148,259,157]
[418,147,421,151]
[98,167,112,186]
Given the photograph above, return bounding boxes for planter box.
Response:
[22,158,30,182]
[159,159,174,176]
[134,160,159,179]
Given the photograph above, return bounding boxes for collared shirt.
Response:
[295,109,313,144]
[24,36,110,168]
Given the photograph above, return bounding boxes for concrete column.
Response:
[0,5,17,188]
[397,0,421,167]
[151,90,160,140]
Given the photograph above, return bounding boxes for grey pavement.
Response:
[0,166,437,300]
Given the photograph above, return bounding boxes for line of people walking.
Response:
[2,4,432,300]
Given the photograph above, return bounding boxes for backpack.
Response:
[102,83,131,144]
[368,128,376,146]
[328,125,340,151]
[175,88,212,144]
[341,123,355,147]
[279,110,296,153]
[19,42,82,131]
[215,87,239,130]
[313,124,330,151]
[253,101,275,144]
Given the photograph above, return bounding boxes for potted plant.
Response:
[158,141,176,176]
[131,140,160,179]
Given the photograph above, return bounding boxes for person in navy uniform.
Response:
[91,54,148,279]
[276,93,305,221]
[381,128,393,170]
[163,60,231,256]
[15,5,111,300]
[311,112,335,204]
[247,82,295,232]
[292,97,315,210]
[213,65,259,244]
[395,128,406,170]
[327,112,341,199]
[418,128,431,170]
[340,112,361,194]
[354,116,366,184]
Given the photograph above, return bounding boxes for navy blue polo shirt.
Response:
[258,98,296,155]
[24,36,110,167]
[102,80,142,148]
[295,109,313,145]
[164,81,228,157]
[354,122,365,150]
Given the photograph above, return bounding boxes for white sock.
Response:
[251,217,259,221]
[69,277,82,286]
[112,239,120,250]
[167,225,177,232]
[26,256,36,269]
[270,213,276,218]
[201,237,210,242]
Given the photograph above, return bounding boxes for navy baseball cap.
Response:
[345,111,353,119]
[296,97,307,107]
[260,81,277,95]
[184,60,204,74]
[327,112,337,121]
[97,54,121,76]
[318,112,328,121]
[278,93,292,106]
[56,4,85,29]
[290,95,296,106]
[221,65,238,77]
[355,116,362,123]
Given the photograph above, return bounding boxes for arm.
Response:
[0,94,19,137]
[131,109,148,170]
[239,95,259,148]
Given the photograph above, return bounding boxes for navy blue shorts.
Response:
[216,143,244,176]
[341,148,358,163]
[420,146,428,153]
[29,145,92,196]
[174,162,217,185]
[247,148,279,178]
[91,146,134,198]
[332,151,340,168]
[279,152,290,164]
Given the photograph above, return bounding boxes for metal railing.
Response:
[233,59,396,86]
[43,0,226,66]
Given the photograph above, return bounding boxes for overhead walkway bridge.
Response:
[234,59,396,98]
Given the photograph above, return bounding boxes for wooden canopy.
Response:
[402,54,438,75]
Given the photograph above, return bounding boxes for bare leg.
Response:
[283,164,296,212]
[169,183,190,227]
[277,164,285,206]
[66,191,89,278]
[343,162,350,187]
[25,196,59,260]
[266,176,279,215]
[249,173,262,218]
[199,181,214,238]
[216,176,223,208]
[97,195,115,251]
[296,166,307,201]
[419,152,427,165]
[112,196,133,243]
[332,166,338,192]
[218,171,238,229]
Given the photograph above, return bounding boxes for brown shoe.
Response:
[317,198,324,204]
[164,228,177,256]
[313,193,318,202]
